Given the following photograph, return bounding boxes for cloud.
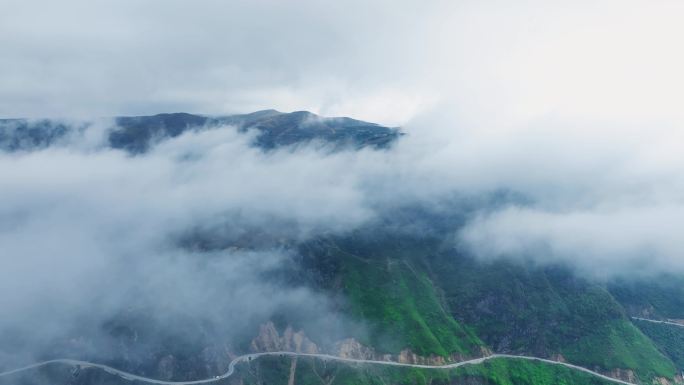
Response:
[0,0,443,122]
[0,125,372,369]
[459,205,684,279]
[2,0,679,125]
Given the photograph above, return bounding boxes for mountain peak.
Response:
[0,110,402,153]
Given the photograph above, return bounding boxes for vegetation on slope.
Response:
[341,253,482,357]
[562,319,675,380]
[609,276,684,319]
[633,318,684,371]
[301,232,678,382]
[300,233,483,358]
[424,248,676,381]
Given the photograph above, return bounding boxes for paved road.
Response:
[0,351,635,385]
[632,316,684,328]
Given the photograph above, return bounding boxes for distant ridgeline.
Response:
[0,110,401,153]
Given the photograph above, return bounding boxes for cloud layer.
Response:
[0,126,372,369]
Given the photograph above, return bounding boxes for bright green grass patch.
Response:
[340,251,482,357]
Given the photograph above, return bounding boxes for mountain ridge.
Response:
[0,110,402,153]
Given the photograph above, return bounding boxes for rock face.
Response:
[393,349,472,366]
[250,325,493,369]
[550,353,567,363]
[250,322,319,354]
[605,368,637,383]
[653,374,684,385]
[391,346,491,366]
[250,325,487,366]
[157,355,176,380]
[334,338,378,360]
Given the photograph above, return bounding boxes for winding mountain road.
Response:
[632,316,684,328]
[0,351,635,385]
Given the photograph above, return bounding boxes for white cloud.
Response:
[459,204,684,279]
[0,126,370,366]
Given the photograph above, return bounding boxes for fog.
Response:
[2,115,682,368]
[0,126,375,369]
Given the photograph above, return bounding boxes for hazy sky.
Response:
[2,0,682,125]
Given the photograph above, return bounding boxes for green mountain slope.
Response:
[301,233,678,384]
[609,276,684,319]
[633,318,684,371]
[427,250,675,381]
[6,232,683,385]
[301,236,484,358]
[341,253,484,357]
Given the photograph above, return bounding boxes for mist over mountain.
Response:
[0,112,397,373]
[0,110,399,153]
[1,109,684,385]
[3,1,684,385]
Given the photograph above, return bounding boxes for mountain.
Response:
[0,110,401,153]
[9,227,681,385]
[2,112,684,385]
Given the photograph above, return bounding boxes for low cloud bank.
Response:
[459,205,684,279]
[1,106,683,369]
[0,125,371,369]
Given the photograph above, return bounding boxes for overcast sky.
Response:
[1,0,682,125]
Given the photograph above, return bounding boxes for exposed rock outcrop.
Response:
[334,338,381,360]
[250,323,487,366]
[653,374,684,385]
[550,353,567,363]
[333,337,489,365]
[250,322,319,354]
[603,368,636,384]
[157,355,176,380]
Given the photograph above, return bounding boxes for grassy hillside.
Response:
[633,318,684,371]
[299,233,678,383]
[562,319,675,380]
[341,253,483,357]
[609,276,684,319]
[427,251,676,381]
